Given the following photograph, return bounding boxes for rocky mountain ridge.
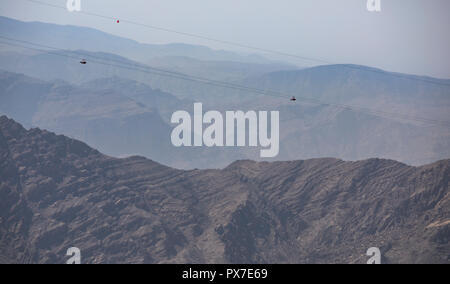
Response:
[0,116,448,263]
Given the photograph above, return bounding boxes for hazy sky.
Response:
[1,0,449,78]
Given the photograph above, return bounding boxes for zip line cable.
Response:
[22,0,330,64]
[18,0,450,88]
[0,36,449,128]
[0,37,449,127]
[0,37,299,96]
[0,36,279,94]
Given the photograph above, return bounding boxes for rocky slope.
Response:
[0,116,448,264]
[2,70,450,169]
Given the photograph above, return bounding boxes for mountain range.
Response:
[0,116,448,264]
[1,68,449,169]
[0,16,283,65]
[0,15,449,265]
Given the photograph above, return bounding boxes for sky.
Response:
[0,0,449,78]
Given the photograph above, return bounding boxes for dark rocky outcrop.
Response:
[0,116,448,263]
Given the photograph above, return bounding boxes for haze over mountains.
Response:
[0,15,449,170]
[0,116,448,264]
[0,16,278,64]
[0,15,449,265]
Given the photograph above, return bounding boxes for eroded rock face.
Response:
[0,116,448,264]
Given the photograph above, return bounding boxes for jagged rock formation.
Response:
[0,116,448,264]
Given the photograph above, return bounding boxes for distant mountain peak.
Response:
[0,16,276,64]
[0,115,100,159]
[0,115,27,135]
